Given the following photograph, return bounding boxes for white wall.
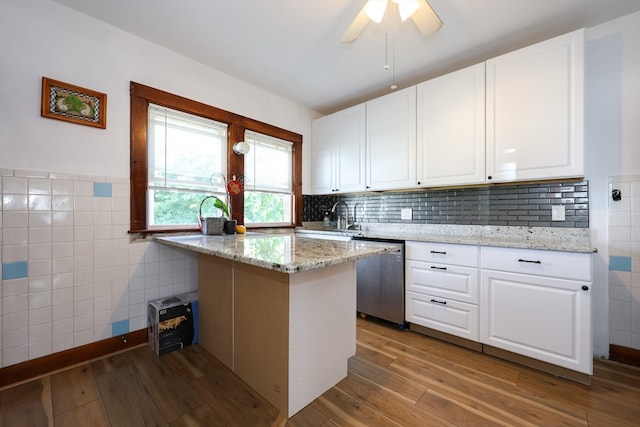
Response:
[0,0,315,181]
[585,10,640,356]
[0,0,316,368]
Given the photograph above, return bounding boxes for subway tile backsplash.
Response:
[303,180,589,228]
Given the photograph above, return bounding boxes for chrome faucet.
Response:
[331,200,350,230]
[350,202,363,230]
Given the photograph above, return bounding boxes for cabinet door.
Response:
[480,269,592,374]
[417,63,485,187]
[486,29,584,182]
[366,86,417,190]
[311,114,336,194]
[336,104,366,193]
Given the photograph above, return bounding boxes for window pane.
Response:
[148,189,227,227]
[244,131,292,192]
[148,104,227,193]
[244,191,292,225]
[243,130,294,225]
[147,104,228,227]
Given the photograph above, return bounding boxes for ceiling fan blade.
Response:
[411,0,443,37]
[340,3,371,44]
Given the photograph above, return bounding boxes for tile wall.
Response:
[303,180,589,228]
[0,169,198,368]
[608,175,640,350]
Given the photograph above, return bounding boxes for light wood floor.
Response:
[1,317,639,426]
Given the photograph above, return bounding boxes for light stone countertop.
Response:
[154,232,396,274]
[297,223,596,253]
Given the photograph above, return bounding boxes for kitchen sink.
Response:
[295,229,363,241]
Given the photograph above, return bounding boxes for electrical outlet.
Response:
[401,208,412,220]
[552,205,565,221]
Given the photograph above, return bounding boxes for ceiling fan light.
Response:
[393,0,420,21]
[365,0,388,23]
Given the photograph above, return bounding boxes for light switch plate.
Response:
[552,205,565,221]
[401,208,412,220]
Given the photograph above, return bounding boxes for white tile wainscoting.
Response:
[608,175,640,350]
[0,169,198,368]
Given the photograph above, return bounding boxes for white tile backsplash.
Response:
[1,169,198,368]
[609,175,640,350]
[2,177,28,194]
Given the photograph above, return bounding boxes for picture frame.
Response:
[41,77,107,129]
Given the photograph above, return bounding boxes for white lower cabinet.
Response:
[480,247,593,375]
[405,242,480,341]
[405,241,593,377]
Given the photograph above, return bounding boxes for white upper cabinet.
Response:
[310,114,335,194]
[486,29,585,183]
[311,104,366,194]
[366,86,417,191]
[417,63,486,187]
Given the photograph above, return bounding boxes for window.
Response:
[243,131,293,226]
[147,104,228,228]
[129,82,303,233]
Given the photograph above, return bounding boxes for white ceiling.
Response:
[52,0,640,115]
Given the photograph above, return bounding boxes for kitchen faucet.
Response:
[350,202,363,230]
[331,200,350,230]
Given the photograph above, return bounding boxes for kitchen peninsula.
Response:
[155,232,395,418]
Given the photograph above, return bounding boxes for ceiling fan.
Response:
[340,0,443,44]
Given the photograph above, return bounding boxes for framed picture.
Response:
[41,77,107,129]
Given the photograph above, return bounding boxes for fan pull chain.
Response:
[390,5,398,90]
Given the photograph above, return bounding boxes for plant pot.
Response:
[201,217,225,235]
[224,219,238,234]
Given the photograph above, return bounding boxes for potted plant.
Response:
[199,195,230,235]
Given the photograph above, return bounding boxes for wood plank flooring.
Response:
[1,317,639,426]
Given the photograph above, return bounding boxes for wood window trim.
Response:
[130,81,303,233]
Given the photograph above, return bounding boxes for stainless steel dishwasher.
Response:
[354,238,405,327]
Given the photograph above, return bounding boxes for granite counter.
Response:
[297,223,596,253]
[154,232,395,273]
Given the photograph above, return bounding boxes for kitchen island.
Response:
[155,232,395,418]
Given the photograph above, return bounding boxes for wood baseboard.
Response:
[482,344,591,385]
[408,323,483,352]
[0,329,147,390]
[610,344,640,368]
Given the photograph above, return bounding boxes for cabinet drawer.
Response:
[406,291,479,341]
[406,242,479,267]
[406,260,478,304]
[481,246,592,282]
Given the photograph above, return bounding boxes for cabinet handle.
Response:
[430,266,447,271]
[487,175,493,180]
[581,285,589,291]
[517,258,541,264]
[417,181,421,185]
[430,299,447,305]
[430,250,447,255]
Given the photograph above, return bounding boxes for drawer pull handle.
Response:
[430,266,447,271]
[430,250,447,255]
[518,258,541,264]
[430,299,447,305]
